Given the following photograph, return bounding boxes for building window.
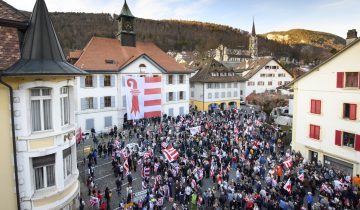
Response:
[104,75,111,87]
[60,87,70,126]
[31,88,52,132]
[208,93,212,99]
[247,82,255,86]
[278,73,286,77]
[227,83,231,88]
[122,95,126,107]
[257,81,264,86]
[63,148,71,179]
[86,97,94,109]
[309,124,320,140]
[240,90,243,95]
[345,72,359,88]
[33,154,55,190]
[310,99,321,114]
[104,96,112,108]
[179,91,185,100]
[207,83,212,89]
[85,75,93,87]
[139,64,146,73]
[168,108,174,116]
[234,91,238,97]
[343,103,357,120]
[168,92,174,101]
[278,81,283,86]
[190,83,195,88]
[221,83,225,88]
[215,83,220,88]
[104,116,112,128]
[227,91,231,97]
[260,74,266,77]
[221,92,225,98]
[191,91,194,97]
[85,119,94,131]
[215,92,219,99]
[179,75,184,84]
[268,81,272,86]
[168,75,173,84]
[234,83,238,88]
[343,132,355,148]
[284,81,290,85]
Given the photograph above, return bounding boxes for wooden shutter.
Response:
[80,77,85,88]
[111,75,115,87]
[100,97,104,109]
[335,130,342,146]
[81,98,86,110]
[355,135,360,151]
[92,75,97,88]
[349,104,357,120]
[309,125,314,138]
[316,100,321,114]
[336,72,344,88]
[111,96,115,107]
[93,97,98,109]
[99,75,104,87]
[315,126,320,140]
[310,100,315,113]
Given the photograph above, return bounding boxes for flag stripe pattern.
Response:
[144,77,161,118]
[162,146,179,162]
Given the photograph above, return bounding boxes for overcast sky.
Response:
[6,0,360,38]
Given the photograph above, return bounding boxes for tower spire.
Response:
[252,17,256,36]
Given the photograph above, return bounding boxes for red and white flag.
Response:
[283,179,292,194]
[298,173,304,182]
[283,158,293,169]
[154,162,160,172]
[125,76,162,120]
[162,146,179,162]
[142,166,150,178]
[143,150,153,159]
[161,142,168,149]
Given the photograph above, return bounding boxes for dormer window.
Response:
[105,59,115,64]
[139,64,146,73]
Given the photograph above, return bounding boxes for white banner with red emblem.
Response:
[125,76,162,120]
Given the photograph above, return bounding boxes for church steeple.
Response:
[117,0,136,47]
[249,17,258,58]
[251,17,256,36]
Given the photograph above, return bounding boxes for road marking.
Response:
[109,178,139,191]
[94,173,113,181]
[79,161,112,174]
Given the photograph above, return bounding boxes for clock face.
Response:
[124,21,133,31]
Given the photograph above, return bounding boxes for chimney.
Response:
[346,29,358,46]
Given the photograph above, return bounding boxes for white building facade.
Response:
[291,39,360,176]
[237,58,293,98]
[75,55,190,133]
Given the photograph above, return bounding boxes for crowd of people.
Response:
[80,107,360,210]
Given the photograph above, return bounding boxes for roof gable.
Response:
[0,0,28,23]
[74,36,188,73]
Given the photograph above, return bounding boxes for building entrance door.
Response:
[309,150,318,163]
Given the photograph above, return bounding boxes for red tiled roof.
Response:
[75,37,188,73]
[0,0,28,22]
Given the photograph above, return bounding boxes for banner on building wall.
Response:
[125,76,162,120]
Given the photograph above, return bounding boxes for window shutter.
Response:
[355,135,360,151]
[315,126,320,140]
[336,72,344,88]
[100,97,104,109]
[174,92,177,101]
[93,97,98,109]
[81,98,86,111]
[309,125,314,138]
[310,100,315,113]
[166,93,169,102]
[99,75,104,87]
[93,75,97,88]
[111,75,115,87]
[184,91,186,100]
[122,95,126,107]
[358,73,360,89]
[122,76,125,87]
[316,100,321,114]
[80,77,85,88]
[335,130,342,146]
[111,96,115,107]
[349,104,357,120]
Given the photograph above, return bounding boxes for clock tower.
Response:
[117,0,136,47]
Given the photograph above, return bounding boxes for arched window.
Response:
[60,86,70,126]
